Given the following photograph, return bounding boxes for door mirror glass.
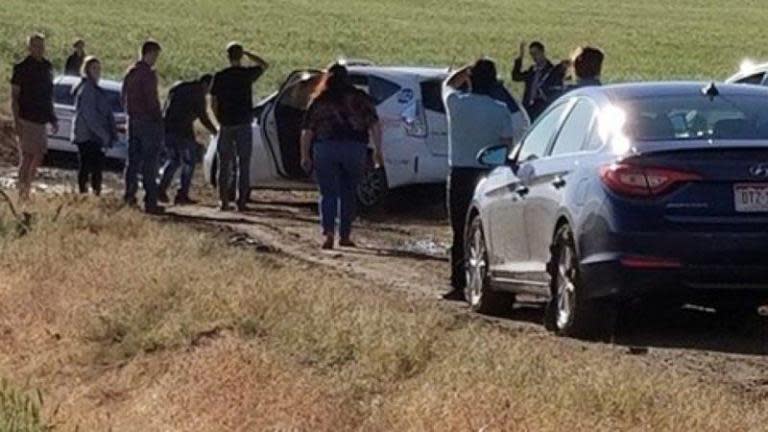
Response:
[477,145,509,167]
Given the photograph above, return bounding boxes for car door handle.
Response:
[514,185,529,197]
[552,177,566,189]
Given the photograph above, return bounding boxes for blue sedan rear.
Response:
[465,82,768,338]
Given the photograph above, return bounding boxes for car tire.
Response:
[545,225,615,339]
[464,216,514,315]
[357,166,389,209]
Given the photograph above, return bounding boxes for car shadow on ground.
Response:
[485,300,768,356]
[614,306,768,356]
[46,150,125,172]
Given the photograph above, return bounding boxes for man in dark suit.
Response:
[512,41,565,120]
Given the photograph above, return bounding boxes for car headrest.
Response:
[712,118,754,139]
[625,115,675,140]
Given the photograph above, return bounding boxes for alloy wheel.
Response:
[555,245,577,330]
[465,223,487,307]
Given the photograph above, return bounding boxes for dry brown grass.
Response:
[1,195,767,431]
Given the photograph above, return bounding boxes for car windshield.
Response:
[620,94,768,141]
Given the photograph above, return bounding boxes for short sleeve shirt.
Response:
[210,66,264,126]
[11,56,56,125]
[302,89,378,143]
[443,88,515,168]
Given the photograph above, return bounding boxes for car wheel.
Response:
[357,167,388,209]
[465,216,514,315]
[545,225,615,339]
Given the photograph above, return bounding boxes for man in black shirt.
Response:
[210,42,269,211]
[158,74,218,205]
[10,33,58,202]
[64,39,86,76]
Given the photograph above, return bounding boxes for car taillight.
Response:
[401,100,427,137]
[600,163,702,197]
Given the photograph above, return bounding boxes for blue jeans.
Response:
[124,119,163,208]
[313,140,366,238]
[217,125,252,207]
[159,133,196,199]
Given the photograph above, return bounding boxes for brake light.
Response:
[620,255,682,269]
[401,100,427,137]
[600,163,702,197]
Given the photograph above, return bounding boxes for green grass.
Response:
[2,0,768,101]
[0,380,48,432]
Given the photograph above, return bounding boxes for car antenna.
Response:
[702,81,719,101]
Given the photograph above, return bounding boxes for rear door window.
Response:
[420,79,445,113]
[349,74,401,105]
[549,99,597,156]
[517,103,568,162]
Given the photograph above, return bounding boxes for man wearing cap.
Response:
[64,39,86,76]
[210,42,269,211]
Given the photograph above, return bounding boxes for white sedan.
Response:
[204,62,530,207]
[47,75,129,161]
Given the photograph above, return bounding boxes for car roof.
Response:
[54,75,122,91]
[347,65,449,79]
[566,81,768,102]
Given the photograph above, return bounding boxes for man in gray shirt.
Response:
[442,59,519,300]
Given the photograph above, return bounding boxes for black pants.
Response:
[77,141,105,195]
[448,167,488,290]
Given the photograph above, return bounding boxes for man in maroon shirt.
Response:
[122,40,164,214]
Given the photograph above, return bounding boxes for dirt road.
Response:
[3,163,768,400]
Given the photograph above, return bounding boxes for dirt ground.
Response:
[2,155,768,408]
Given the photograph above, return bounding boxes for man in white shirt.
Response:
[442,59,518,300]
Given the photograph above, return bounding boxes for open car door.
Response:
[261,69,324,181]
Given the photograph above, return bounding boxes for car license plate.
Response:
[734,183,768,213]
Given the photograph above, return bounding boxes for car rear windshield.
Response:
[620,94,768,141]
[54,83,124,114]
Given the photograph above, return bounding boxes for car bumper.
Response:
[580,231,768,300]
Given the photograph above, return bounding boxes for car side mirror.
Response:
[476,145,509,167]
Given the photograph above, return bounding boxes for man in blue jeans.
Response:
[122,40,164,214]
[158,74,217,205]
[210,42,269,211]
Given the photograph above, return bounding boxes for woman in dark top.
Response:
[300,64,383,250]
[71,56,117,195]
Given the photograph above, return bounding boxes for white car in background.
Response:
[48,75,129,161]
[204,62,530,207]
[726,61,768,85]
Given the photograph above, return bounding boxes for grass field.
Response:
[2,0,768,101]
[2,197,768,430]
